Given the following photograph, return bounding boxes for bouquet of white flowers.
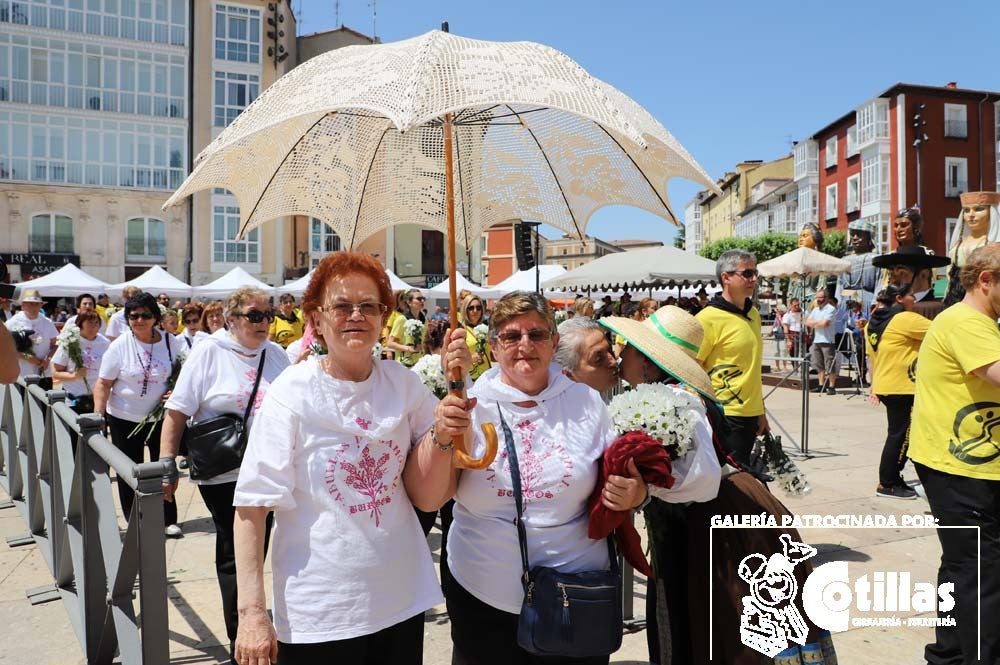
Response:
[608,383,704,460]
[472,324,489,357]
[371,342,383,359]
[403,318,425,348]
[554,310,567,324]
[411,353,447,399]
[55,323,88,391]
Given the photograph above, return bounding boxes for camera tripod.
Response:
[818,329,864,397]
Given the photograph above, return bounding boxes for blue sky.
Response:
[293,0,998,245]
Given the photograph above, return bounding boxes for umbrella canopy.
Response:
[544,246,718,291]
[105,265,193,299]
[491,265,567,294]
[13,263,109,298]
[756,247,851,278]
[163,29,717,247]
[427,273,504,300]
[278,267,414,296]
[192,267,275,300]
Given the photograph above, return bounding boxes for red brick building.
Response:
[799,83,1000,255]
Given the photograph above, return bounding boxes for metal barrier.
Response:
[0,377,170,665]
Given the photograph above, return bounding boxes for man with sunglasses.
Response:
[269,294,304,349]
[696,249,769,465]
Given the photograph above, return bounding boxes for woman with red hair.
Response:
[232,252,473,664]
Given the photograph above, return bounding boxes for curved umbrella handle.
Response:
[453,422,498,470]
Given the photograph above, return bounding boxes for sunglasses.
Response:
[727,269,759,279]
[236,309,276,324]
[467,305,483,311]
[411,296,426,303]
[320,302,388,318]
[128,312,155,321]
[183,318,200,325]
[496,328,552,347]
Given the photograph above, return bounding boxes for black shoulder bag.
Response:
[497,405,623,658]
[184,350,266,481]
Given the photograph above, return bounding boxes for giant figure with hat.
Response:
[836,218,882,315]
[944,191,1000,305]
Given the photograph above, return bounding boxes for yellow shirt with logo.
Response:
[865,311,930,396]
[909,303,1000,480]
[464,325,492,380]
[269,312,304,348]
[390,315,423,367]
[695,305,764,417]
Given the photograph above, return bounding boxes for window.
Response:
[846,174,860,212]
[945,157,968,197]
[310,218,341,256]
[864,214,891,254]
[944,103,968,138]
[825,184,838,220]
[825,136,837,168]
[213,70,259,126]
[945,217,958,250]
[793,140,818,180]
[126,216,165,259]
[212,203,259,264]
[795,185,818,225]
[846,125,858,157]
[856,99,890,147]
[215,4,261,64]
[30,213,73,253]
[861,154,891,206]
[1,0,187,46]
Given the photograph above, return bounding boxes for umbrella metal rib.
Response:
[350,124,393,249]
[594,122,676,222]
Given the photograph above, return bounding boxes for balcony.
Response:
[945,180,968,198]
[945,120,968,138]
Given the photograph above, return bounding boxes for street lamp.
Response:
[912,104,929,207]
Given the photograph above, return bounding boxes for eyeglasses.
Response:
[183,318,200,325]
[727,269,759,280]
[128,312,155,321]
[496,328,552,347]
[236,309,276,324]
[320,302,388,318]
[411,296,426,303]
[467,305,483,311]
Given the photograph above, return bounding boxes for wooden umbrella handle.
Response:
[442,112,498,470]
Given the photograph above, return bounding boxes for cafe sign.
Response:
[0,253,80,279]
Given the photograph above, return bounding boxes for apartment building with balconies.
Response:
[701,155,792,245]
[735,179,797,239]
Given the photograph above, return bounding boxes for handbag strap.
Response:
[496,404,532,589]
[242,349,267,425]
[496,404,618,590]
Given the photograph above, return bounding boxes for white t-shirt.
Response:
[6,311,58,378]
[51,334,110,396]
[233,358,443,643]
[448,365,615,614]
[65,314,107,336]
[807,304,836,344]
[284,337,304,364]
[781,310,802,333]
[175,329,210,351]
[105,309,127,339]
[166,331,290,485]
[98,330,179,422]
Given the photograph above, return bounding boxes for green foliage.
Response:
[698,233,798,264]
[822,230,847,258]
[673,225,686,250]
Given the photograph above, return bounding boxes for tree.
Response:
[822,230,847,258]
[698,233,797,264]
[673,224,686,250]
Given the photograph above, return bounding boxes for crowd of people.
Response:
[2,196,998,665]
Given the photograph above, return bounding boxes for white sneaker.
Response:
[165,524,182,538]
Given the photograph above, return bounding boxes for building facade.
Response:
[607,238,663,252]
[734,179,798,238]
[683,191,706,253]
[795,83,1000,255]
[541,234,621,271]
[700,155,793,245]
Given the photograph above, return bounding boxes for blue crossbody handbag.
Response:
[496,405,624,657]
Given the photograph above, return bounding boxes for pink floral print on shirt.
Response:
[488,417,573,503]
[325,436,404,527]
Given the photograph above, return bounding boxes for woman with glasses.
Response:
[94,291,180,535]
[387,288,427,367]
[50,309,109,415]
[269,294,305,349]
[202,301,227,335]
[232,253,472,665]
[160,287,289,663]
[459,294,492,381]
[177,303,210,349]
[444,291,646,665]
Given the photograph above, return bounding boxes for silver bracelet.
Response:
[430,427,454,453]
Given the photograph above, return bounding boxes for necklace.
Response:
[133,335,155,397]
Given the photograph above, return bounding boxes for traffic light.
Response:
[514,223,536,270]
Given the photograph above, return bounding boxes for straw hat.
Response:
[599,305,716,401]
[19,288,43,303]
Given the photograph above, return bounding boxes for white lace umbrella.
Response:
[163,29,717,468]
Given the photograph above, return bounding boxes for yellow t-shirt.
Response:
[269,312,304,348]
[865,311,930,396]
[909,303,1000,480]
[695,305,764,416]
[390,315,423,367]
[95,304,111,324]
[464,325,492,380]
[383,310,403,347]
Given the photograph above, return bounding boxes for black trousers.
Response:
[443,575,609,665]
[439,499,455,589]
[277,612,424,665]
[915,462,1000,665]
[197,482,273,660]
[106,413,176,526]
[878,394,913,487]
[723,414,759,467]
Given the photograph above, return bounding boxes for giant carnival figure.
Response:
[836,218,882,316]
[944,191,1000,305]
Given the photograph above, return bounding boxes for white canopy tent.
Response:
[491,265,567,295]
[543,246,718,292]
[192,267,275,300]
[12,263,109,298]
[105,265,193,299]
[756,246,851,278]
[385,269,412,292]
[277,268,415,297]
[427,273,504,300]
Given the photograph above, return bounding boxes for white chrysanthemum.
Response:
[411,353,447,399]
[473,324,489,341]
[56,323,82,349]
[608,383,704,459]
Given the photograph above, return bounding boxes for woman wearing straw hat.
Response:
[600,305,836,665]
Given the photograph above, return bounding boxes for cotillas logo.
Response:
[738,535,956,658]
